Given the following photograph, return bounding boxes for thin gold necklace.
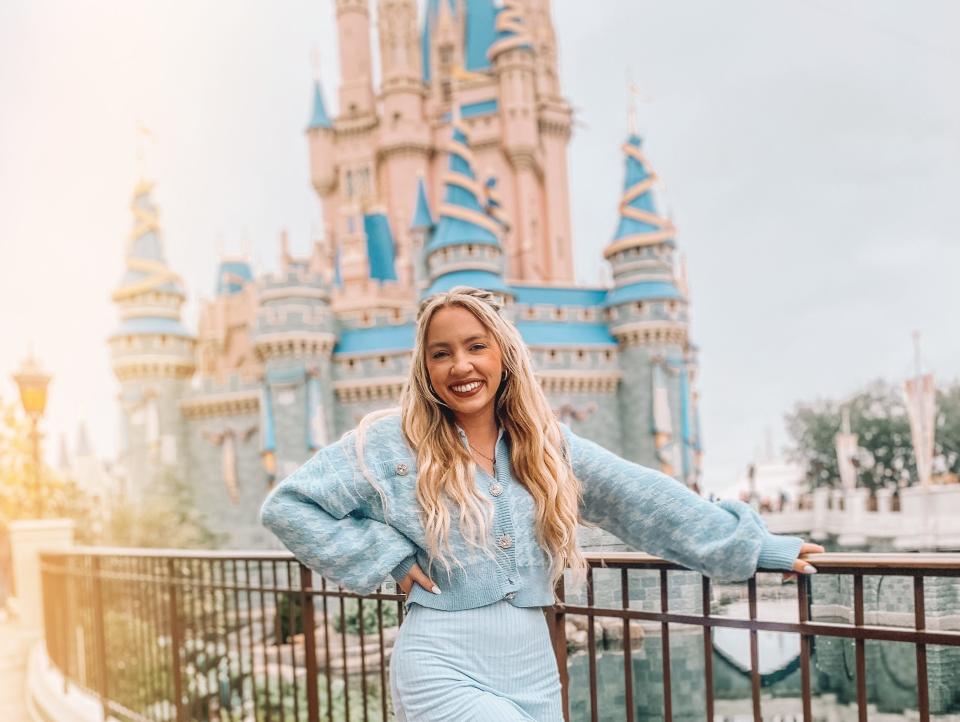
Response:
[469,444,495,464]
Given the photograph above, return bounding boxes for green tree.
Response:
[104,469,224,549]
[0,396,222,549]
[785,380,960,493]
[0,398,100,539]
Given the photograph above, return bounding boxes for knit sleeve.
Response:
[259,435,418,596]
[563,426,804,582]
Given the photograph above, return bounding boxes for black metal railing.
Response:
[39,549,960,722]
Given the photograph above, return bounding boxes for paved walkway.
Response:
[0,611,37,722]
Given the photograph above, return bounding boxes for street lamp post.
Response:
[12,354,52,517]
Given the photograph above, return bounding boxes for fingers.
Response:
[782,541,825,584]
[404,564,442,596]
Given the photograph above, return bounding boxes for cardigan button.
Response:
[489,482,503,497]
[497,534,512,550]
[395,463,408,476]
[504,592,516,600]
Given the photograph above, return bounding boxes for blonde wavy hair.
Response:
[354,286,587,592]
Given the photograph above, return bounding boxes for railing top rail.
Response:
[583,551,960,572]
[39,546,293,561]
[40,547,960,571]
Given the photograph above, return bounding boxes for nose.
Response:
[450,351,474,376]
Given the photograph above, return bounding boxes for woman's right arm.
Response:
[259,434,418,596]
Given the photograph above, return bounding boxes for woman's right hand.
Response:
[397,563,442,596]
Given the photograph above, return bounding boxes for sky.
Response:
[0,0,957,494]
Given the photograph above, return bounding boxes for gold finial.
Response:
[136,122,154,181]
[311,47,322,82]
[626,69,652,136]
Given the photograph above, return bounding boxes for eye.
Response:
[470,343,487,351]
[430,351,448,360]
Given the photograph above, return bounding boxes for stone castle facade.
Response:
[108,0,703,548]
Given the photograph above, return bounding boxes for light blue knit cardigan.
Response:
[259,414,803,610]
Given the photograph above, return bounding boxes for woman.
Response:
[260,286,822,721]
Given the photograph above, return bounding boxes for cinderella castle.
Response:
[108,0,703,548]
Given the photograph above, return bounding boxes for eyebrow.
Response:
[427,334,489,350]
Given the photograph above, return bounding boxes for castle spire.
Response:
[308,79,332,130]
[378,0,421,92]
[109,178,196,504]
[334,0,375,117]
[602,133,681,305]
[410,177,434,230]
[112,180,188,306]
[602,132,696,485]
[422,119,510,298]
[307,51,336,196]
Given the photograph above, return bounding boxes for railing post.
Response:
[90,556,110,721]
[300,564,321,722]
[167,558,186,722]
[549,576,570,722]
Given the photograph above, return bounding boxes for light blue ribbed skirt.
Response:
[389,600,563,721]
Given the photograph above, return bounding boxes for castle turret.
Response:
[602,134,699,485]
[253,237,337,482]
[488,3,544,281]
[307,77,336,196]
[527,0,575,283]
[377,0,430,274]
[378,0,422,98]
[197,255,261,383]
[335,0,375,117]
[407,177,435,292]
[109,179,196,503]
[422,120,510,301]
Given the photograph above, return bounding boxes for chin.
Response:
[447,394,495,417]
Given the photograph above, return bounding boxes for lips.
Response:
[449,379,485,397]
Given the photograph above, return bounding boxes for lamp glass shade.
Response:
[12,358,51,417]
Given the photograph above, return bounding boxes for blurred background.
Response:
[1,1,958,720]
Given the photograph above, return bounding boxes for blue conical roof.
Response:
[115,181,185,299]
[216,259,254,295]
[488,1,534,59]
[425,123,501,253]
[611,134,674,246]
[410,178,435,230]
[307,80,332,130]
[110,180,193,340]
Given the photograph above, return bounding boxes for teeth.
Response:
[451,381,482,393]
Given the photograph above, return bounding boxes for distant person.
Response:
[261,286,824,721]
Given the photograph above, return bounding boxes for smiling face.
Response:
[424,305,504,424]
